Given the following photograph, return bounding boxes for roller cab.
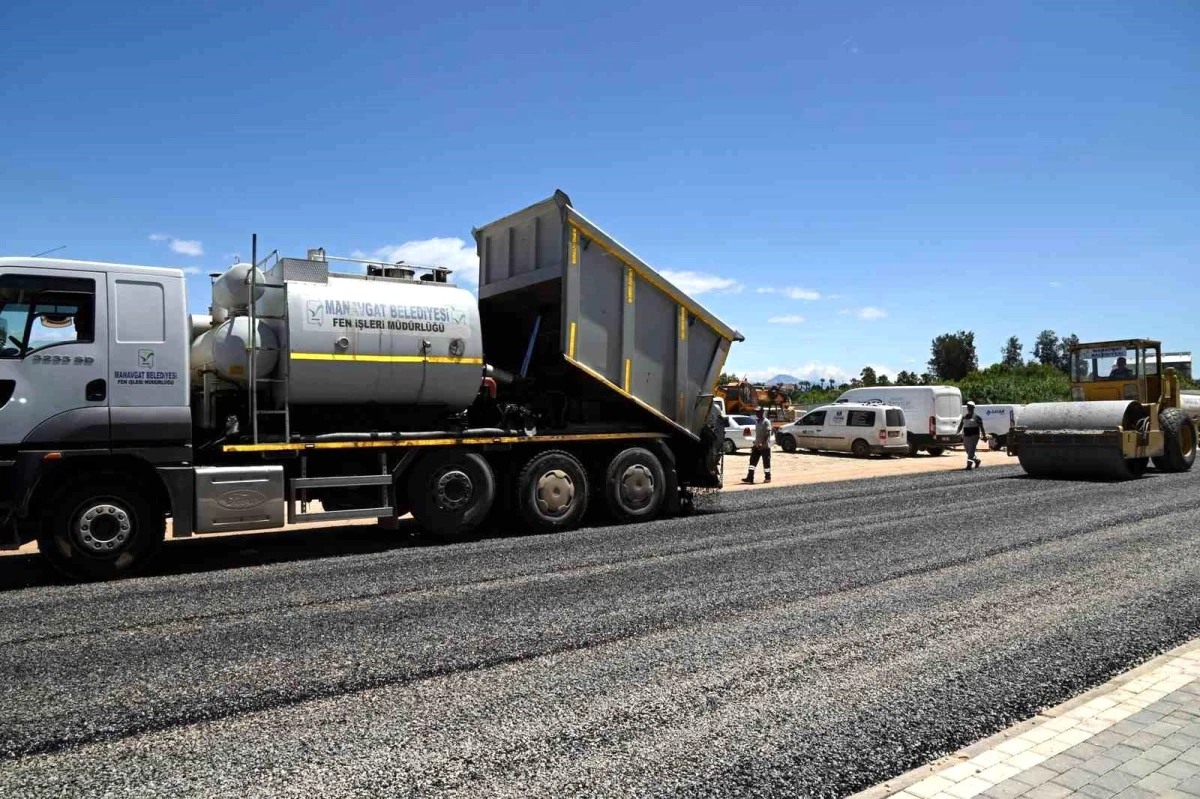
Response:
[1009,339,1197,480]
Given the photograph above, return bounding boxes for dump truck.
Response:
[1008,339,1196,479]
[0,190,743,579]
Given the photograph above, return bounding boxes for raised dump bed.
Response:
[474,190,743,439]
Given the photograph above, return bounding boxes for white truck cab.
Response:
[0,257,193,572]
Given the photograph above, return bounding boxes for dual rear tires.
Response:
[407,445,669,538]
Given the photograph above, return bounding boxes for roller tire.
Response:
[516,450,590,535]
[1153,407,1197,473]
[408,451,495,537]
[37,475,164,581]
[779,434,797,453]
[851,439,871,459]
[605,447,666,524]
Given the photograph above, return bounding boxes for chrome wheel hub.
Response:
[75,504,132,554]
[434,469,473,511]
[619,464,654,508]
[536,470,575,516]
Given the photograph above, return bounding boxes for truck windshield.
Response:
[1072,346,1138,382]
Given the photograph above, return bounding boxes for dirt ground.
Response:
[723,445,1012,491]
[3,446,1012,558]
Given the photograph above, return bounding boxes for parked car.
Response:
[776,402,909,458]
[722,414,767,454]
[835,386,963,455]
[964,403,1024,450]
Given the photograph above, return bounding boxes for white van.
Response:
[776,402,909,458]
[835,386,963,455]
[965,404,1024,451]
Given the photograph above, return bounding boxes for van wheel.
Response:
[605,447,666,523]
[723,439,737,455]
[517,450,590,534]
[908,440,921,456]
[408,451,496,537]
[38,475,164,581]
[779,435,797,453]
[851,439,871,458]
[927,447,945,457]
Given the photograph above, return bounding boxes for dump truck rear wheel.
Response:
[1153,408,1197,473]
[408,451,495,537]
[605,447,666,523]
[517,450,590,534]
[38,475,164,581]
[779,434,797,453]
[851,439,871,458]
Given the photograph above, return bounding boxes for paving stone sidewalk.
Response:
[855,640,1200,799]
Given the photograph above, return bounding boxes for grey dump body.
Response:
[474,190,743,439]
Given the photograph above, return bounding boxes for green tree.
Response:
[1056,333,1079,372]
[877,374,891,386]
[1033,330,1059,367]
[860,366,878,387]
[895,370,919,386]
[929,331,978,381]
[717,372,740,385]
[1001,336,1023,369]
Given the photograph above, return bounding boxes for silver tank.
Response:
[191,317,279,386]
[273,270,483,408]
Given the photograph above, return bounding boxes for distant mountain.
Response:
[764,374,800,385]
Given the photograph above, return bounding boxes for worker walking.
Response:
[742,407,773,484]
[959,401,986,470]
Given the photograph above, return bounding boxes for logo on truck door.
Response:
[138,349,155,368]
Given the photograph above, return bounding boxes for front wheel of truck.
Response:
[38,476,165,581]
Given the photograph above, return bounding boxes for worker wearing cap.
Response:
[959,401,986,470]
[742,407,772,484]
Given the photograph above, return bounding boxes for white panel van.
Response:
[835,386,963,455]
[777,402,909,458]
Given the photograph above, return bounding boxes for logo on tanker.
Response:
[302,297,471,337]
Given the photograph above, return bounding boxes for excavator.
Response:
[1008,339,1196,479]
[717,381,796,429]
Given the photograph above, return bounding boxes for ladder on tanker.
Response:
[246,241,290,445]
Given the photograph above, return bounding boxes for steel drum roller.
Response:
[1015,400,1145,480]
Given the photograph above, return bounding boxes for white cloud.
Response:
[755,287,776,294]
[857,306,887,320]
[148,233,170,242]
[659,270,743,295]
[169,239,204,257]
[1049,281,1061,288]
[767,315,805,324]
[755,286,822,300]
[180,266,204,275]
[357,237,480,286]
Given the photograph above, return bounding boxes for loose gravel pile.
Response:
[2,465,1199,797]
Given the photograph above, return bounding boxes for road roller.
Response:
[1008,339,1197,480]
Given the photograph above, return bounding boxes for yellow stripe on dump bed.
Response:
[291,353,483,365]
[222,431,664,454]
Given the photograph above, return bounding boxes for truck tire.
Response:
[723,438,737,455]
[927,447,945,457]
[779,434,797,453]
[408,451,495,537]
[605,447,666,523]
[517,450,590,534]
[907,440,920,456]
[1153,407,1197,473]
[851,439,871,459]
[37,475,165,581]
[988,435,1002,452]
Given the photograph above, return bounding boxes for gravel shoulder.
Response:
[1,465,1197,798]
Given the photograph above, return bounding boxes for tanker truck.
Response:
[0,190,743,579]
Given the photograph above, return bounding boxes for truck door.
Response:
[0,267,110,446]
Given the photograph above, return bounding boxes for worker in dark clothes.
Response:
[959,401,986,470]
[742,407,772,484]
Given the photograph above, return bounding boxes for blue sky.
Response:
[2,1,1196,384]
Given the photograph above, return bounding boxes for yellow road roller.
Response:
[1008,339,1197,479]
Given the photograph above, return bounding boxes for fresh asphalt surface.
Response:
[2,464,1199,798]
